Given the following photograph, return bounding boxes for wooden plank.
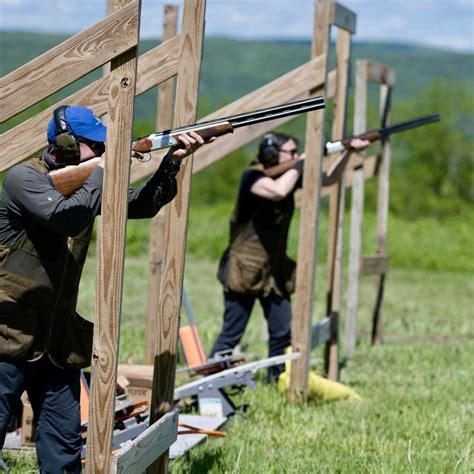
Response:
[344,58,368,359]
[360,255,389,276]
[289,0,331,401]
[85,3,140,471]
[145,4,178,365]
[367,61,396,87]
[148,1,206,472]
[372,83,392,344]
[324,27,352,381]
[111,410,179,473]
[0,34,182,172]
[376,85,391,258]
[345,168,365,357]
[118,363,154,381]
[310,317,331,349]
[0,3,139,123]
[169,414,226,459]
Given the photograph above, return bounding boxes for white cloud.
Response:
[0,0,472,52]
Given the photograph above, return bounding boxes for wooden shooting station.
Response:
[0,0,399,470]
[344,59,396,356]
[0,0,206,471]
[288,0,357,399]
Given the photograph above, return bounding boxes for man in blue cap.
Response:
[0,105,209,473]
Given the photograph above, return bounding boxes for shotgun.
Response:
[50,96,325,196]
[131,96,325,152]
[264,112,441,180]
[324,113,440,155]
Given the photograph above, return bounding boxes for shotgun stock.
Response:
[49,158,101,198]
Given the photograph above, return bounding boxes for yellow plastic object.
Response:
[277,348,361,401]
[278,370,361,401]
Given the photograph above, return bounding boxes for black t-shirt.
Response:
[230,167,299,256]
[232,169,266,225]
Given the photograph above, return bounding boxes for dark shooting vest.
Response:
[218,164,297,296]
[0,158,93,368]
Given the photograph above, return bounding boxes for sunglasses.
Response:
[279,148,299,157]
[79,138,105,156]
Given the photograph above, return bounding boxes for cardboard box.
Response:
[126,384,153,406]
[117,364,154,406]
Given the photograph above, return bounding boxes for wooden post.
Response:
[85,0,140,472]
[145,4,178,364]
[288,0,332,401]
[344,59,368,358]
[372,84,391,344]
[147,1,206,472]
[343,60,395,351]
[324,26,353,380]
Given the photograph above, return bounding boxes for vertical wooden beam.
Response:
[324,27,352,380]
[145,4,178,364]
[372,84,391,344]
[289,0,332,401]
[147,1,206,472]
[85,1,140,472]
[344,59,368,358]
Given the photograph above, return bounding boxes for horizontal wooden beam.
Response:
[110,409,178,473]
[360,254,389,276]
[367,61,396,86]
[0,3,139,123]
[0,35,182,171]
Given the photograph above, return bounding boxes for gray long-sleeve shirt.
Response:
[0,154,179,245]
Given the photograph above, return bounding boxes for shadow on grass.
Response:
[172,444,225,473]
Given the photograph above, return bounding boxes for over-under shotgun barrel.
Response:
[133,96,325,153]
[49,96,325,196]
[325,113,441,155]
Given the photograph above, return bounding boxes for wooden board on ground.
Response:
[169,414,227,459]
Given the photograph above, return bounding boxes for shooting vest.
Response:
[218,164,296,296]
[0,158,93,368]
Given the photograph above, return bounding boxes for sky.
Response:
[0,0,473,52]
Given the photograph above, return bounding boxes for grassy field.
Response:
[3,255,472,472]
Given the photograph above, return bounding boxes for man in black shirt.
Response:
[0,105,208,473]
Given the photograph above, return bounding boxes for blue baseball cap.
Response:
[47,106,107,143]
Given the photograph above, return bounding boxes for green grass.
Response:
[3,251,473,473]
[125,203,474,273]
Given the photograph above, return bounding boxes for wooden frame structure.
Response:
[130,0,347,404]
[0,0,207,471]
[0,0,399,469]
[344,59,396,357]
[289,0,357,396]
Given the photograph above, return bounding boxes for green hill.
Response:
[1,32,472,121]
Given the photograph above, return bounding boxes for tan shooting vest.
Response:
[218,164,297,296]
[0,158,93,368]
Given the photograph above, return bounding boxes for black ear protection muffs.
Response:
[53,106,81,166]
[258,133,280,168]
